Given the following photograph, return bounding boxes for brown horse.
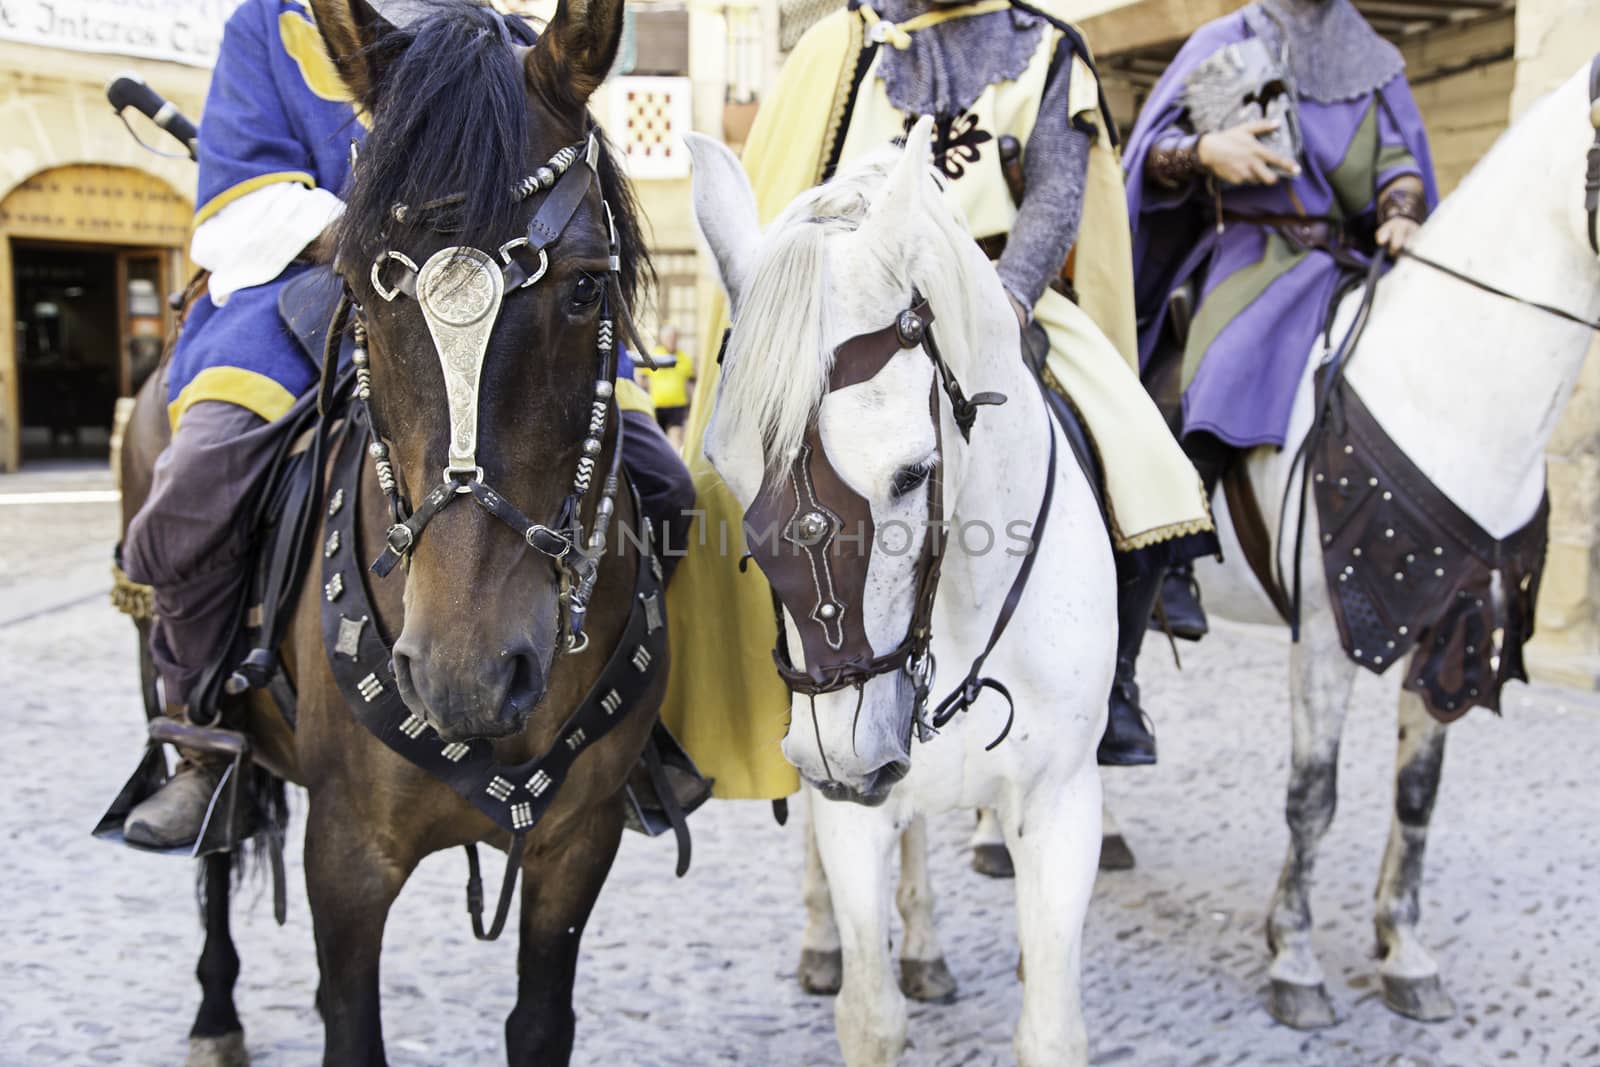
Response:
[119,1,665,1063]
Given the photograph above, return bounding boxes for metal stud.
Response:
[596,379,614,399]
[369,440,388,459]
[582,438,602,457]
[818,603,839,620]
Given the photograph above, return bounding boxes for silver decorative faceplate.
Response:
[415,246,506,474]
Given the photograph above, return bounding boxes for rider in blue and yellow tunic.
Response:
[662,0,1219,797]
[121,0,684,849]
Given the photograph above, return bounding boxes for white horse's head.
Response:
[687,118,1016,802]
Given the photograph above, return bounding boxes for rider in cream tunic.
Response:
[662,0,1216,794]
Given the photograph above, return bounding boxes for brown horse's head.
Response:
[314,0,649,741]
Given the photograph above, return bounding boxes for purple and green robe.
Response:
[1123,9,1438,449]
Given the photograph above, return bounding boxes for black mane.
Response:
[338,1,651,307]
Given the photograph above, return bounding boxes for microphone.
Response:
[106,71,198,160]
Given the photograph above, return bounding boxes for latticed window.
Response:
[652,250,702,359]
[780,0,846,52]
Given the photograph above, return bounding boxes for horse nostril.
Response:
[874,760,911,788]
[504,651,546,715]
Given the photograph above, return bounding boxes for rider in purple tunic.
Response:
[1123,0,1437,626]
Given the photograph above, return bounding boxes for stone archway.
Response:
[1,164,192,470]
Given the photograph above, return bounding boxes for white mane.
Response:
[716,149,996,477]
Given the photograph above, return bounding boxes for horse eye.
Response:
[890,463,931,499]
[570,274,602,311]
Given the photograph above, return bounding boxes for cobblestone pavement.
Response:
[3,464,1597,1067]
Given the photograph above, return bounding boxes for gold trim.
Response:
[817,12,867,185]
[1041,365,1215,553]
[168,366,299,431]
[194,171,316,228]
[279,9,356,104]
[111,564,155,622]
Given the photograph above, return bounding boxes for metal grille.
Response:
[780,0,846,52]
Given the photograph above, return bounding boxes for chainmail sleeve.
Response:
[995,48,1090,311]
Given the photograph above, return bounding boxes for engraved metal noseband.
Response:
[354,134,625,646]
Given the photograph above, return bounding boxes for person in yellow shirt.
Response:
[636,324,695,448]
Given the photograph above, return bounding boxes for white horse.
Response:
[822,63,1600,1033]
[685,117,1113,1067]
[1198,61,1600,1028]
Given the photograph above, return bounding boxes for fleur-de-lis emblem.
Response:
[902,113,994,181]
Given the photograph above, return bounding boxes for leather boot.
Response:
[124,705,227,849]
[1152,562,1208,641]
[1098,569,1163,767]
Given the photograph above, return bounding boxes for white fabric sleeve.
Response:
[189,182,345,306]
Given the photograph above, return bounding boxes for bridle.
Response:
[1398,53,1600,333]
[350,132,628,649]
[744,293,1055,749]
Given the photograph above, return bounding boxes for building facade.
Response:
[0,3,221,471]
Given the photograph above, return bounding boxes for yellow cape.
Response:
[659,5,1137,798]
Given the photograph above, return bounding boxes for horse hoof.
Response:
[797,948,843,996]
[970,842,1015,879]
[1099,833,1136,870]
[1382,973,1456,1022]
[898,957,958,1003]
[1267,979,1338,1030]
[187,1031,248,1067]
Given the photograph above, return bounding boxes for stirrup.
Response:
[94,720,269,858]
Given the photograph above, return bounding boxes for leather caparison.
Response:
[1312,381,1547,722]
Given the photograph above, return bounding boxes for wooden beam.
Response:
[1081,0,1249,59]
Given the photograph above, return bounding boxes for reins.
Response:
[1397,247,1600,333]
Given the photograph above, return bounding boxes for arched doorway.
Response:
[0,164,191,470]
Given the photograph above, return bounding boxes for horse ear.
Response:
[527,0,626,109]
[686,132,761,310]
[310,0,394,107]
[861,115,935,247]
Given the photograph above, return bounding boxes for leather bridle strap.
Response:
[1398,248,1600,333]
[928,404,1057,748]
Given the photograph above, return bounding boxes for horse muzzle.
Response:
[392,633,549,742]
[810,759,910,807]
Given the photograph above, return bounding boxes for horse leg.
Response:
[505,807,625,1066]
[1099,805,1136,871]
[1006,767,1099,1067]
[1374,690,1456,1022]
[894,815,956,1002]
[188,852,248,1067]
[969,807,1014,878]
[797,790,843,995]
[304,799,409,1067]
[810,788,905,1067]
[1265,620,1357,1030]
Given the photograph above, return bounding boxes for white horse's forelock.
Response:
[717,148,992,479]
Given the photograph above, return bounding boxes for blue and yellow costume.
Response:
[166,0,361,429]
